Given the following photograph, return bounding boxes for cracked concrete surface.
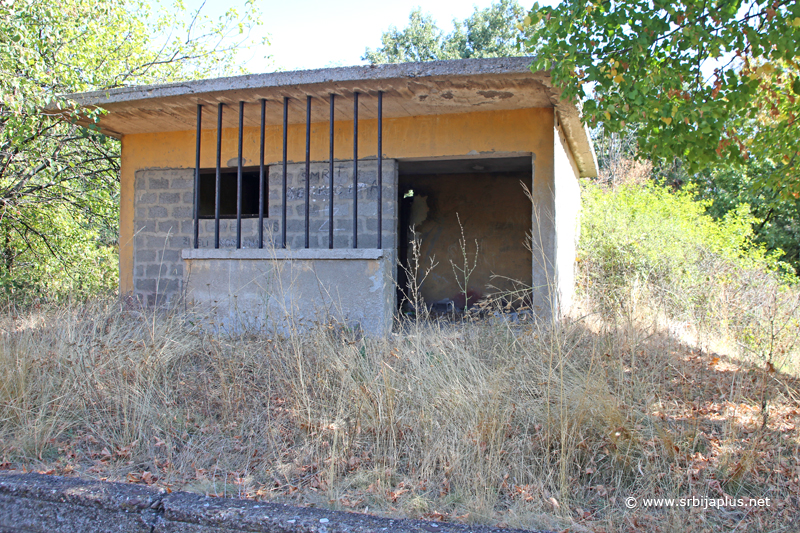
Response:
[0,472,553,533]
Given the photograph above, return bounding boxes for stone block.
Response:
[159,193,181,204]
[160,279,180,293]
[136,221,156,233]
[147,264,166,277]
[160,249,181,262]
[307,171,322,185]
[147,236,172,249]
[138,192,157,204]
[358,234,378,249]
[138,250,156,262]
[359,185,378,200]
[287,219,304,232]
[172,207,192,218]
[360,203,377,217]
[367,217,391,231]
[158,222,178,234]
[333,234,351,248]
[149,206,168,218]
[171,178,193,189]
[136,279,157,292]
[149,178,169,189]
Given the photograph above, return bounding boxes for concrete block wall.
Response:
[132,160,397,307]
[269,159,397,251]
[133,169,196,305]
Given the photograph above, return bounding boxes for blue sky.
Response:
[156,0,558,73]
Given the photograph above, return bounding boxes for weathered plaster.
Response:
[183,253,396,336]
[553,119,582,315]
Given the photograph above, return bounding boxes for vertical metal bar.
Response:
[377,91,383,250]
[193,104,202,249]
[258,99,266,249]
[282,97,288,249]
[352,91,358,249]
[236,101,244,249]
[328,94,335,249]
[304,95,311,249]
[215,103,223,249]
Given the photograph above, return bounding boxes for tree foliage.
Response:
[527,0,800,194]
[690,160,800,271]
[363,0,533,64]
[0,0,261,300]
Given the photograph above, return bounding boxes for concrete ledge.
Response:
[0,473,162,533]
[0,473,549,533]
[67,57,536,107]
[182,248,385,261]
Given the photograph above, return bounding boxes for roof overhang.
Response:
[64,57,597,177]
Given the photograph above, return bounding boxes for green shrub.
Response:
[578,182,800,368]
[0,204,118,304]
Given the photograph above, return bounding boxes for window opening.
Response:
[198,168,267,218]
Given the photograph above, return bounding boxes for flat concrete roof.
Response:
[67,57,597,177]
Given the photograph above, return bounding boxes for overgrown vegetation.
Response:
[580,181,800,373]
[1,175,798,532]
[0,0,262,302]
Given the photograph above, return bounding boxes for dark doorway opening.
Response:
[397,156,533,314]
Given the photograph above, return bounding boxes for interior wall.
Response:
[399,171,532,310]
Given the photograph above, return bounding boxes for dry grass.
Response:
[0,293,798,533]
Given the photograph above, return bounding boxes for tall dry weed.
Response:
[0,220,798,533]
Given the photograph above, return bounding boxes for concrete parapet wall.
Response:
[0,472,544,533]
[182,249,396,336]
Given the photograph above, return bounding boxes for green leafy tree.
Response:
[0,0,262,301]
[364,0,534,64]
[689,160,800,271]
[526,0,800,193]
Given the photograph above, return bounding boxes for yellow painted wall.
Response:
[119,107,554,293]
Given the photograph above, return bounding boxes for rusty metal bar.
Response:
[377,91,383,250]
[236,101,244,249]
[282,97,288,248]
[193,104,202,249]
[214,103,222,249]
[328,94,335,249]
[258,99,266,249]
[304,95,311,249]
[352,91,358,249]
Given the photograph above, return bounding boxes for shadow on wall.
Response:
[398,171,533,313]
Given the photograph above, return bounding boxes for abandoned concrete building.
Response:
[71,57,597,335]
